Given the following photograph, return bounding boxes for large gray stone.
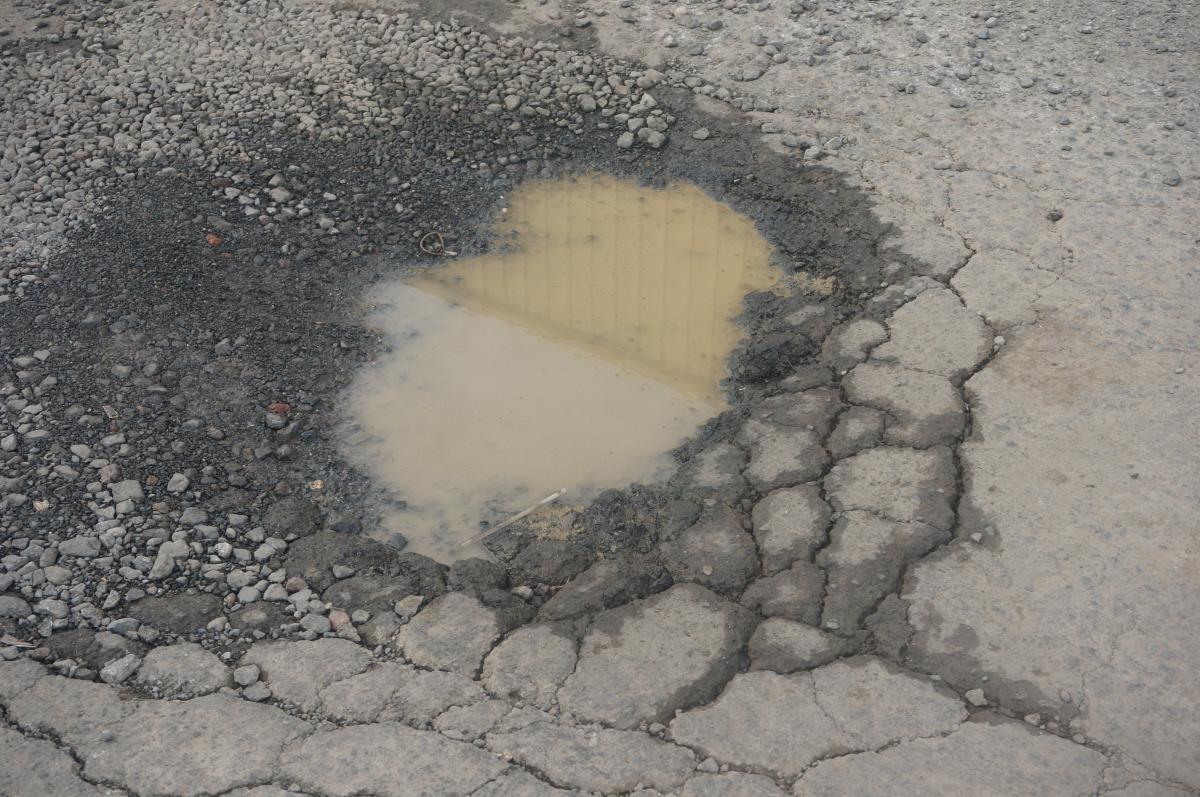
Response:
[74,694,309,797]
[792,719,1107,796]
[0,658,45,703]
[395,591,501,676]
[660,505,759,595]
[486,722,695,792]
[0,594,32,617]
[482,624,578,709]
[242,638,370,710]
[57,537,102,558]
[136,642,231,695]
[279,723,505,797]
[126,593,222,635]
[557,583,756,729]
[843,362,964,446]
[824,446,956,531]
[751,485,831,574]
[870,287,991,381]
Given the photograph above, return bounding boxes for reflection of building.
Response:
[410,175,777,401]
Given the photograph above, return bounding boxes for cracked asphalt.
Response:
[1,0,1197,794]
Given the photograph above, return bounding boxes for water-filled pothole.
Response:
[344,174,778,560]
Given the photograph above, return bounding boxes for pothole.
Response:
[342,173,779,560]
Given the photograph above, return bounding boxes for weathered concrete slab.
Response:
[822,320,889,372]
[675,441,749,501]
[0,728,115,797]
[660,505,759,594]
[824,446,956,531]
[280,723,506,797]
[482,624,578,709]
[843,362,964,447]
[871,287,991,381]
[671,658,965,778]
[242,638,370,710]
[683,772,789,796]
[751,485,830,575]
[750,387,845,437]
[740,420,829,494]
[319,661,486,725]
[6,674,132,741]
[817,510,948,631]
[539,554,670,621]
[472,770,575,796]
[904,289,1200,785]
[557,584,756,728]
[669,671,850,777]
[740,562,825,625]
[951,249,1057,329]
[826,406,886,460]
[748,618,853,673]
[487,722,696,792]
[793,718,1107,796]
[74,694,309,797]
[395,591,502,676]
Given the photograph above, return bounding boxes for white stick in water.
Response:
[457,487,567,548]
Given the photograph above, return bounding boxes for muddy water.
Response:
[344,174,778,560]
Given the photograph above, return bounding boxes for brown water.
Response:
[343,174,778,560]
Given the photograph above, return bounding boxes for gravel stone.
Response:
[136,642,232,695]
